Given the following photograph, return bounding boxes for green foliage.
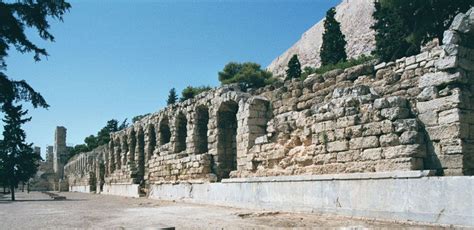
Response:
[132,113,151,123]
[372,0,473,62]
[167,88,178,105]
[0,0,70,200]
[320,7,347,66]
[180,86,212,102]
[303,55,375,77]
[68,119,128,160]
[218,62,273,91]
[286,54,302,79]
[0,102,41,200]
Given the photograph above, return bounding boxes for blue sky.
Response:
[4,0,339,157]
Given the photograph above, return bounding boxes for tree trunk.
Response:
[10,184,15,201]
[21,183,24,192]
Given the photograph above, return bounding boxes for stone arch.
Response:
[128,129,136,164]
[114,137,122,170]
[216,100,239,180]
[195,105,209,154]
[175,112,187,153]
[146,124,156,160]
[121,135,128,166]
[136,127,145,182]
[247,96,271,148]
[159,116,171,145]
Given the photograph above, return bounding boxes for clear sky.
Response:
[3,0,340,158]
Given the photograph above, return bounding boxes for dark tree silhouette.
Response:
[372,0,473,62]
[167,88,178,105]
[0,102,41,200]
[320,7,347,65]
[286,54,302,79]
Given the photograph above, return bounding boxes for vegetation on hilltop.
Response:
[372,0,473,62]
[219,62,274,91]
[180,86,212,102]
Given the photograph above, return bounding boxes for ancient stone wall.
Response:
[65,8,474,193]
[64,145,107,192]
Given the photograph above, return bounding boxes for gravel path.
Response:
[0,192,446,229]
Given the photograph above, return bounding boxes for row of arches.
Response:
[104,97,265,182]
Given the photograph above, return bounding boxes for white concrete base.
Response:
[102,183,140,198]
[69,185,91,193]
[149,172,474,227]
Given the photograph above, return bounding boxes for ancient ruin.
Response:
[61,7,474,226]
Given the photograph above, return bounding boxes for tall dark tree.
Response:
[167,88,178,105]
[372,0,473,62]
[0,102,41,201]
[286,54,302,79]
[320,7,347,66]
[0,0,70,200]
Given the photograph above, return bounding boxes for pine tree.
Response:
[167,88,178,105]
[320,7,347,66]
[286,54,302,79]
[0,102,40,201]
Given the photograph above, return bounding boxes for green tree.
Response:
[0,102,41,200]
[372,0,473,62]
[67,119,128,160]
[0,0,71,108]
[286,54,302,79]
[320,7,347,65]
[180,86,212,102]
[0,0,70,200]
[167,88,178,105]
[218,62,273,91]
[132,113,150,123]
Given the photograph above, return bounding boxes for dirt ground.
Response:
[0,191,449,229]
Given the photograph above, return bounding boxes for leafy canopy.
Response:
[320,7,347,66]
[68,119,128,160]
[372,0,473,62]
[218,62,273,91]
[180,86,212,102]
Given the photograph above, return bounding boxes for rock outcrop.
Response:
[267,0,375,76]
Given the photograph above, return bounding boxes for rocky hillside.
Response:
[267,0,375,76]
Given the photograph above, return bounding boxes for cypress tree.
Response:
[320,7,347,66]
[167,88,178,105]
[286,54,302,79]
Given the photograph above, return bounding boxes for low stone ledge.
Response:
[221,170,436,183]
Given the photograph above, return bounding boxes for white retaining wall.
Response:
[101,183,140,198]
[148,171,474,227]
[69,185,91,193]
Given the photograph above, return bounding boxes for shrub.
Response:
[218,62,273,91]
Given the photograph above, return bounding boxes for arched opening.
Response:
[146,125,156,160]
[129,129,136,164]
[115,138,122,170]
[196,106,209,154]
[121,135,128,166]
[175,112,187,153]
[137,128,145,182]
[109,140,115,173]
[159,117,171,145]
[216,101,239,180]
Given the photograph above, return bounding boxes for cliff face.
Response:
[267,0,376,76]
